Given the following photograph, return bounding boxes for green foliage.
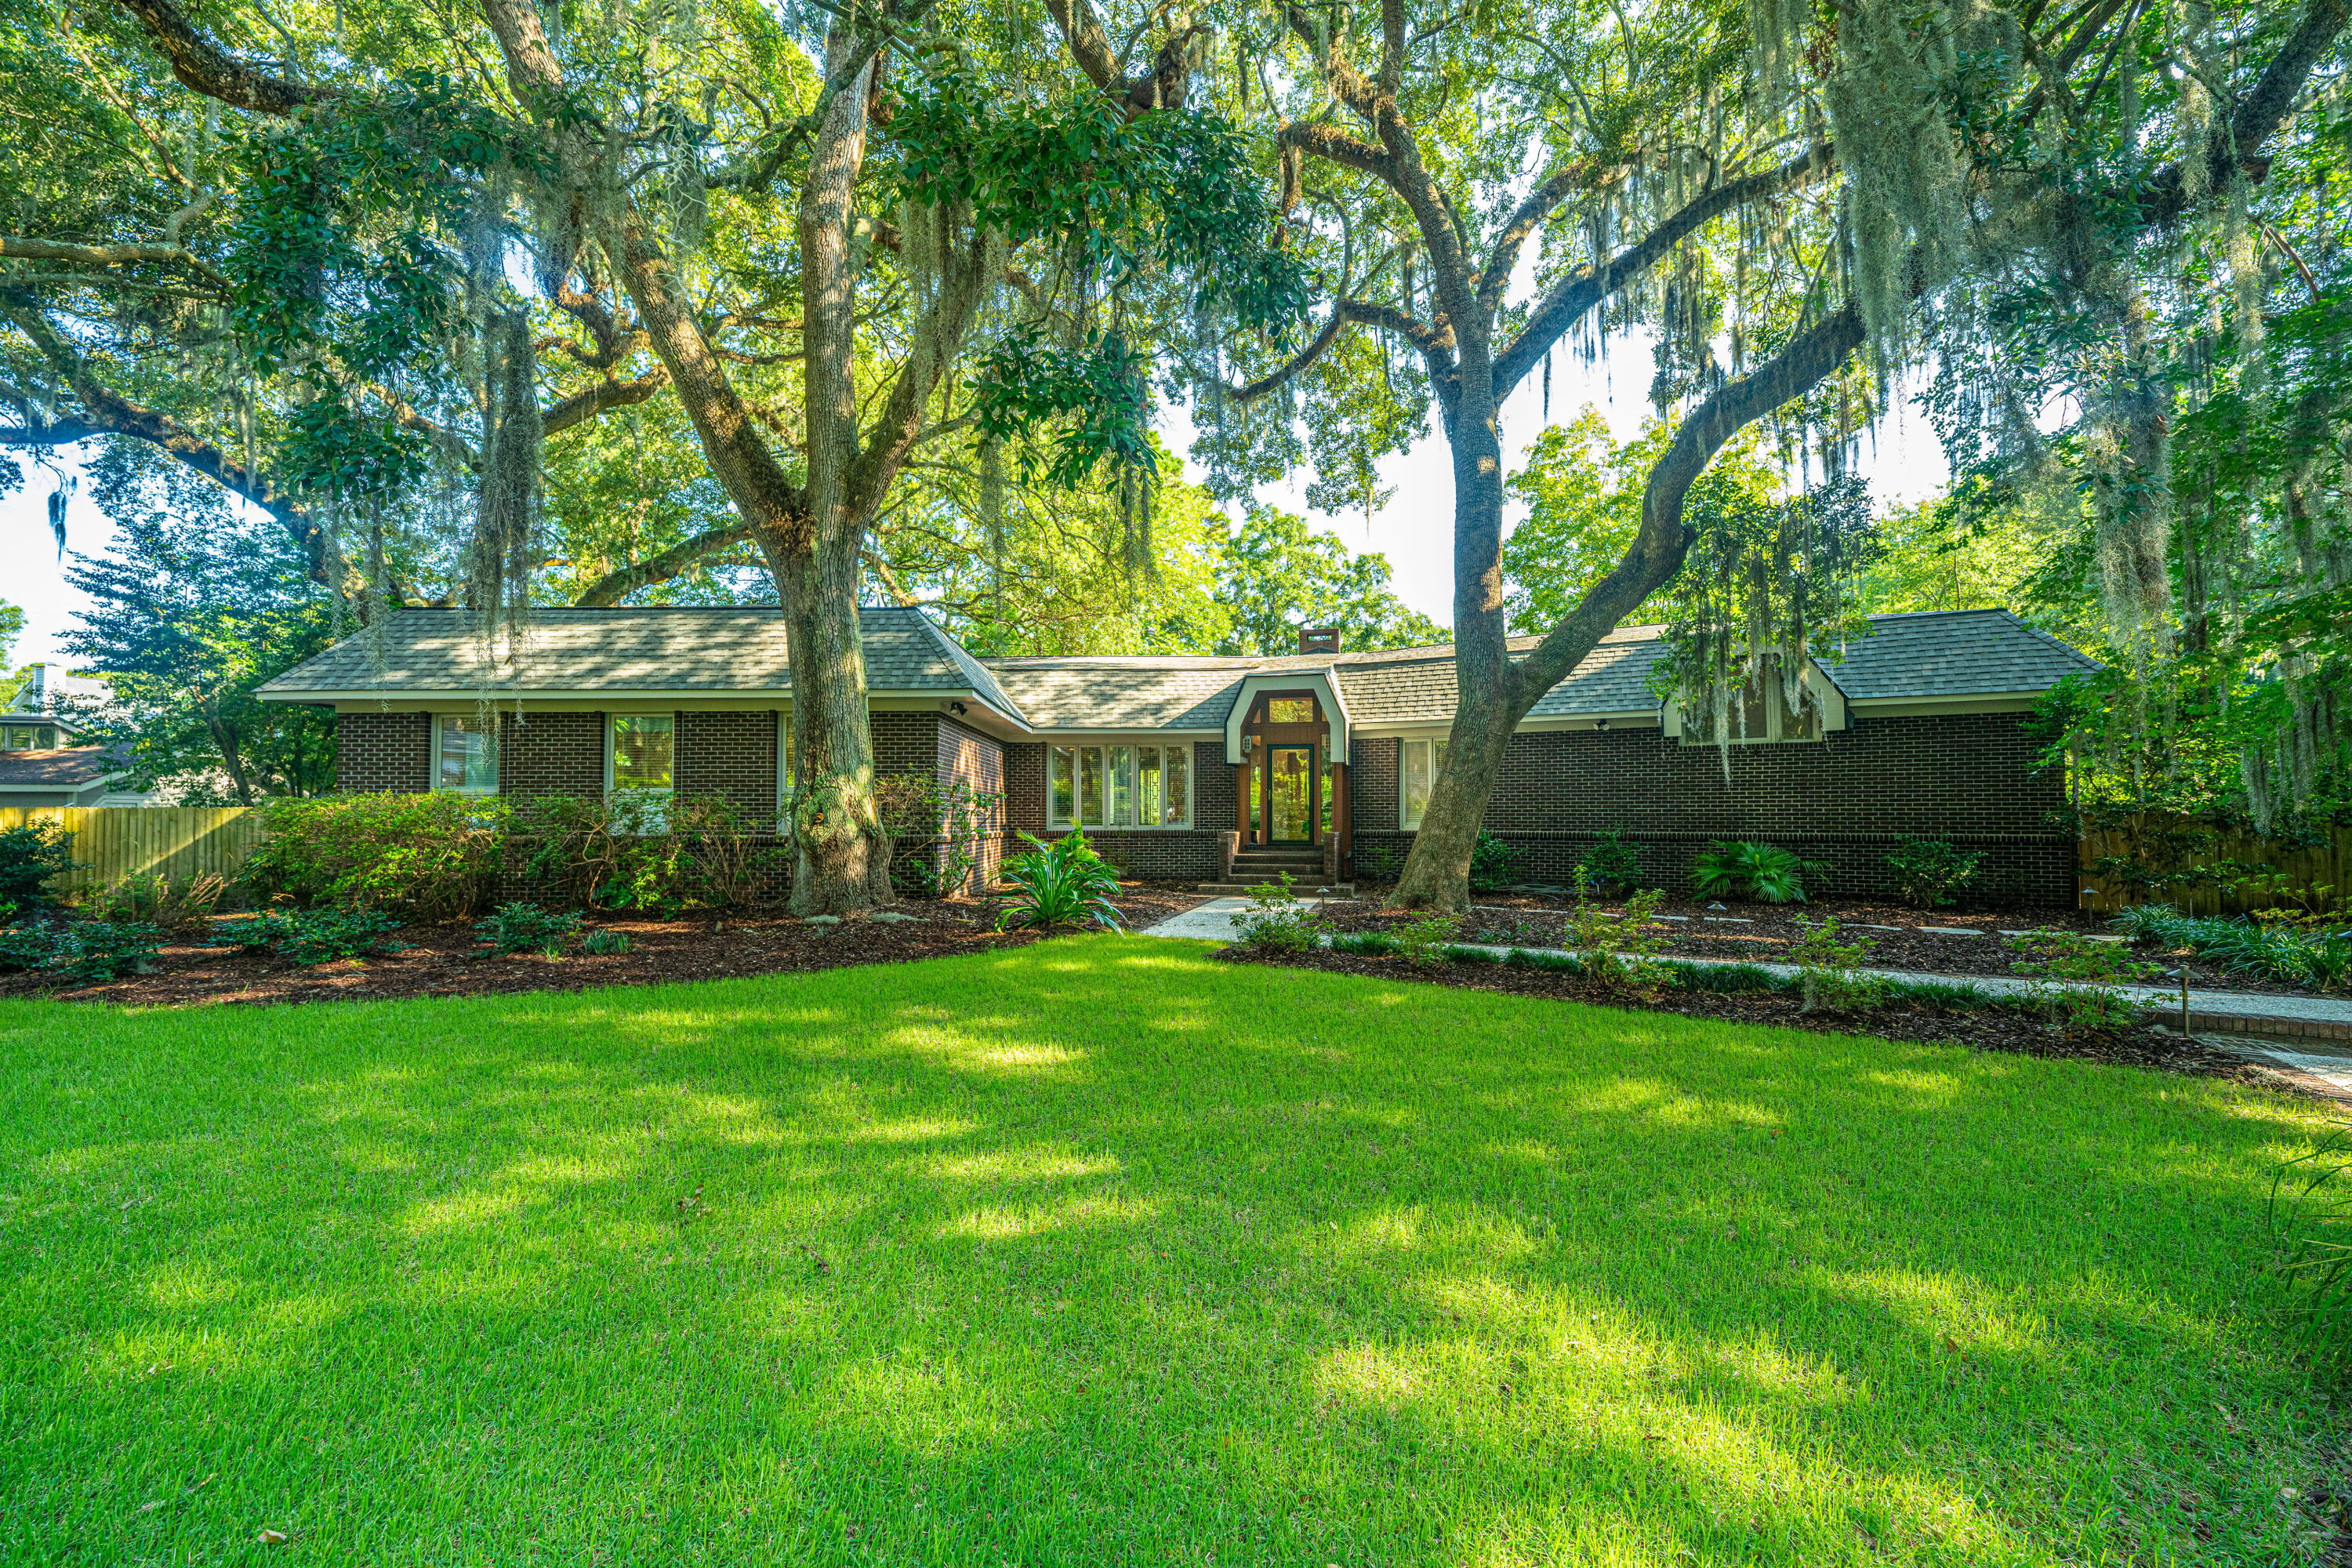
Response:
[1503,416,1784,634]
[1886,837,1984,909]
[2008,929,2160,1036]
[2,919,165,982]
[1577,829,1644,896]
[85,870,227,927]
[2111,905,2352,993]
[474,903,583,956]
[877,776,1004,900]
[243,793,509,919]
[56,450,340,802]
[1352,843,1406,885]
[1232,875,1328,953]
[582,928,632,956]
[1690,840,1820,904]
[2270,1120,2352,1374]
[1788,918,1889,1014]
[1663,960,1790,994]
[1389,913,1464,967]
[1212,506,1446,657]
[1565,869,1672,993]
[996,829,1124,933]
[517,794,775,914]
[1468,832,1519,893]
[209,908,409,965]
[0,822,80,906]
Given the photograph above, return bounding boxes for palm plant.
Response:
[1690,840,1820,904]
[996,829,1125,934]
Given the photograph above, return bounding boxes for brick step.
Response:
[1196,879,1355,895]
[1231,852,1326,866]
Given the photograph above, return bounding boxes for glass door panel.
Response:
[1267,745,1315,842]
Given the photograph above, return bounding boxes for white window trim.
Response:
[605,712,679,798]
[1397,735,1450,831]
[1047,740,1195,831]
[430,712,501,794]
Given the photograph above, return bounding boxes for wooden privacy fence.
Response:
[1,806,264,898]
[2077,815,2352,916]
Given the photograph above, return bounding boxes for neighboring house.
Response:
[258,604,2099,903]
[0,664,146,809]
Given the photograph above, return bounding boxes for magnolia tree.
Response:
[4,0,1301,909]
[1151,0,2350,909]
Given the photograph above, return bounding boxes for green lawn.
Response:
[2,938,2341,1566]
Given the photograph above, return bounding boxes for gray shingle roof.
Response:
[982,659,1251,730]
[259,605,1027,719]
[260,604,2096,730]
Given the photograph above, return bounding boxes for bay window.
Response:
[1050,742,1191,829]
[1399,736,1450,831]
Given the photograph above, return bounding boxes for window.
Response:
[2,724,51,750]
[612,714,676,791]
[1399,736,1450,831]
[435,714,498,792]
[1050,743,1192,829]
[1675,681,1822,746]
[1265,696,1316,724]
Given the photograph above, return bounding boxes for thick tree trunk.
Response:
[1392,306,1869,912]
[776,544,893,912]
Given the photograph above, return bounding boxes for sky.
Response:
[0,341,1956,670]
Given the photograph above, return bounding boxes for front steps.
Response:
[1196,847,1349,895]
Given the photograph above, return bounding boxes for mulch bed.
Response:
[0,887,1207,1011]
[1320,894,2314,996]
[1217,943,2294,1089]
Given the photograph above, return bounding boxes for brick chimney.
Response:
[1297,626,1341,655]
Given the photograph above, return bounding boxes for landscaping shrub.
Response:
[0,920,164,982]
[2113,902,2352,991]
[1503,946,1584,973]
[519,793,776,913]
[242,793,508,918]
[583,927,632,955]
[1232,874,1327,953]
[877,776,1003,899]
[1331,930,1397,956]
[1577,829,1642,895]
[208,908,409,965]
[85,869,226,927]
[1788,917,1889,1014]
[1690,840,1822,903]
[1352,843,1404,884]
[2271,1118,2352,1374]
[1390,912,1463,967]
[2008,928,2158,1036]
[1564,869,1671,993]
[996,829,1123,932]
[474,902,584,956]
[0,821,80,907]
[1468,830,1518,892]
[1886,837,1983,909]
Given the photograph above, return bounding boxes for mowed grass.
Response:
[1,938,2342,1566]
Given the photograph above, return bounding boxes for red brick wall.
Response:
[1348,713,2073,904]
[336,710,432,792]
[677,710,779,826]
[937,715,1007,894]
[498,710,607,801]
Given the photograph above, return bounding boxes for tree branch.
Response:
[541,368,670,437]
[0,235,228,289]
[1492,144,1831,395]
[1508,304,1868,709]
[111,0,330,114]
[568,521,757,606]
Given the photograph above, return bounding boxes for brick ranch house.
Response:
[259,604,2099,903]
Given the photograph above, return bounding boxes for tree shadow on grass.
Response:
[0,936,2339,1565]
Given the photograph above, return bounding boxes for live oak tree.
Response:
[1167,0,2350,909]
[5,0,1300,909]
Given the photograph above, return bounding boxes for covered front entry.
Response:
[1235,688,1348,871]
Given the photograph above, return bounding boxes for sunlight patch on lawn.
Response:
[943,1192,1158,1240]
[926,1146,1121,1184]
